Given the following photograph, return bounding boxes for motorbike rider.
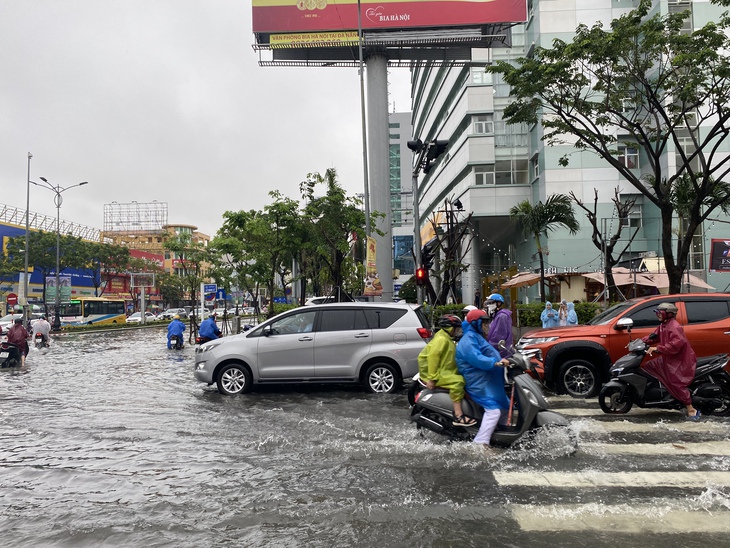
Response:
[167,314,186,349]
[417,315,477,427]
[485,293,513,358]
[456,309,511,448]
[7,318,30,367]
[198,312,222,344]
[641,302,701,421]
[32,315,51,346]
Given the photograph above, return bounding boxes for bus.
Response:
[57,298,127,326]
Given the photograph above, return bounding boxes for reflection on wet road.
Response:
[0,328,729,547]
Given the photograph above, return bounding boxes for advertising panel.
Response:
[253,0,527,34]
[709,238,730,272]
[364,236,383,296]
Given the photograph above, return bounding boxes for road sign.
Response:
[216,289,226,300]
[6,293,18,306]
[204,284,217,294]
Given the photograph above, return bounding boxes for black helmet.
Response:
[436,314,462,330]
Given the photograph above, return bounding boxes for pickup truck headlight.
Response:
[518,336,558,346]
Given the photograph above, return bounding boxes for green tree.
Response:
[80,241,131,297]
[490,0,730,293]
[158,272,185,306]
[6,231,82,315]
[215,192,301,319]
[509,194,579,302]
[300,168,369,297]
[164,232,210,317]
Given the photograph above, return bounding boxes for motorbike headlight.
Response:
[522,387,540,406]
[519,336,558,346]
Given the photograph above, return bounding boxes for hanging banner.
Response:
[364,236,382,296]
[709,239,730,272]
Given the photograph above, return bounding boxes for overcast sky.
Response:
[0,0,412,238]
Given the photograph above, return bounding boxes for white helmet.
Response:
[463,305,478,312]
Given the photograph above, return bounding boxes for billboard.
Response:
[709,238,730,272]
[253,0,527,34]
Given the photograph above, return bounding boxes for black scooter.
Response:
[409,348,571,447]
[169,335,184,350]
[598,319,730,416]
[0,342,22,368]
[34,332,49,349]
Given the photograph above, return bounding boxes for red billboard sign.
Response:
[709,238,730,272]
[253,0,527,34]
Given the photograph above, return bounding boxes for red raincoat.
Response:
[641,317,696,405]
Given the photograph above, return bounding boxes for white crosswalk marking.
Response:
[495,471,730,488]
[580,440,730,455]
[511,505,730,533]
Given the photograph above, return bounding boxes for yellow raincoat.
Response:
[417,328,466,402]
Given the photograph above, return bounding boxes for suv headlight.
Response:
[518,336,558,346]
[197,340,224,353]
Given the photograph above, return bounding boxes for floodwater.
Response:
[1,328,729,547]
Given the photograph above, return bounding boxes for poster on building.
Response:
[364,236,382,296]
[46,275,72,302]
[709,239,730,272]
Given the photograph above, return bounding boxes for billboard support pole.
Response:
[357,0,371,237]
[366,53,393,302]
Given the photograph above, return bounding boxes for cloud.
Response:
[0,0,411,238]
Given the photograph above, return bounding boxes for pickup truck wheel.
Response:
[560,359,600,398]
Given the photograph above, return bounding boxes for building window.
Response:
[475,165,494,185]
[389,122,400,128]
[531,155,539,180]
[470,67,493,85]
[620,203,642,229]
[473,114,494,134]
[389,134,400,140]
[618,146,639,169]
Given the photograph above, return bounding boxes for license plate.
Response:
[0,352,8,359]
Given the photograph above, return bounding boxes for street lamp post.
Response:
[31,177,89,331]
[24,152,32,323]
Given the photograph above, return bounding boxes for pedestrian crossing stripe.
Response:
[580,440,730,456]
[494,471,730,488]
[511,504,730,533]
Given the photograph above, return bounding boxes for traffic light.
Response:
[423,139,449,174]
[421,243,436,270]
[415,267,427,286]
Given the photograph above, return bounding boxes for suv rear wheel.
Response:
[559,359,600,398]
[363,362,401,394]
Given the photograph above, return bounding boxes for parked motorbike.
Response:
[598,334,730,416]
[0,342,22,368]
[34,332,49,349]
[409,347,571,447]
[169,335,183,350]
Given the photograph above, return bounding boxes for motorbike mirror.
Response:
[498,340,506,350]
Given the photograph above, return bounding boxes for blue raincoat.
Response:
[167,318,186,348]
[566,302,578,326]
[540,301,559,328]
[456,319,510,411]
[199,317,221,340]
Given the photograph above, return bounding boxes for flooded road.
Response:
[1,328,729,547]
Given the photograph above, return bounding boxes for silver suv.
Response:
[194,302,431,395]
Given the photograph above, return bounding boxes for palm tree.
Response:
[510,194,580,302]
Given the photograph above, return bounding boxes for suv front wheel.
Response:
[559,359,600,398]
[363,362,401,394]
[216,363,253,395]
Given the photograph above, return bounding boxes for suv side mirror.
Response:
[616,317,634,331]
